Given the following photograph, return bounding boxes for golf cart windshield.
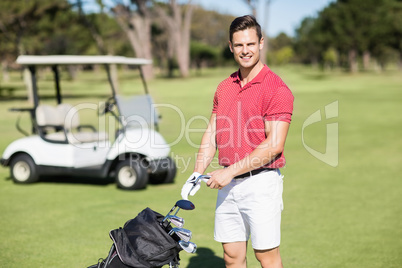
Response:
[115,95,159,129]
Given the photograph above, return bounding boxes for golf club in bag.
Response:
[87,200,196,268]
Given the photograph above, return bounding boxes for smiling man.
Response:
[181,15,294,267]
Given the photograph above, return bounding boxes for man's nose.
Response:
[241,45,249,54]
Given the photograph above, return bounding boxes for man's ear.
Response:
[259,37,264,50]
[229,41,234,53]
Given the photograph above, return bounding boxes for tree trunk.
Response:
[363,50,371,71]
[167,37,175,77]
[175,2,193,77]
[156,0,194,78]
[348,49,358,73]
[113,2,154,80]
[1,59,10,83]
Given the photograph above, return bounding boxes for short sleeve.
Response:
[263,86,294,123]
[212,90,218,113]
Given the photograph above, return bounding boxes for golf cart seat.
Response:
[35,104,108,144]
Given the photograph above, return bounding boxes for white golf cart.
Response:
[0,55,176,190]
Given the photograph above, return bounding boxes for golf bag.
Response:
[88,207,182,268]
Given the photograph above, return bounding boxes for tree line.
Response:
[294,0,402,72]
[0,0,401,81]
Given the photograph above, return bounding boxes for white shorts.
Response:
[214,169,284,250]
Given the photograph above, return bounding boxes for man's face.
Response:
[229,28,264,69]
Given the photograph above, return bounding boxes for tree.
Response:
[190,41,220,72]
[75,0,107,54]
[112,0,154,79]
[191,9,234,48]
[275,46,294,65]
[294,17,324,65]
[312,0,402,72]
[322,47,339,70]
[155,0,194,77]
[370,0,402,70]
[266,32,295,65]
[0,0,70,81]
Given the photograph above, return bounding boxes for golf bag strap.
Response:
[86,245,115,268]
[103,244,116,268]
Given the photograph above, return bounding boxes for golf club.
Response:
[188,175,211,196]
[163,199,195,222]
[176,199,195,210]
[165,215,185,228]
[169,262,179,268]
[179,240,197,254]
[172,199,195,217]
[168,227,192,242]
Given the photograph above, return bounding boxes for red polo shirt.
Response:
[212,65,294,168]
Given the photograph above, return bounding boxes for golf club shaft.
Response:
[162,204,177,222]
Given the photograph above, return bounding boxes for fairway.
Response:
[0,65,401,268]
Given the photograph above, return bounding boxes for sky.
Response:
[192,0,335,37]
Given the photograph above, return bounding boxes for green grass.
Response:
[1,65,402,267]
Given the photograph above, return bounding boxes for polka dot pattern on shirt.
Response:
[212,65,294,168]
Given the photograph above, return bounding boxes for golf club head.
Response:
[164,200,195,221]
[179,240,197,253]
[176,199,195,210]
[173,199,195,216]
[169,227,192,242]
[166,215,185,228]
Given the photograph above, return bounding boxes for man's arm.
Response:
[206,120,290,189]
[194,113,217,174]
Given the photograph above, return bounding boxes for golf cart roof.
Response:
[16,55,152,66]
[17,55,153,109]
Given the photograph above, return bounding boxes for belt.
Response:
[234,168,275,179]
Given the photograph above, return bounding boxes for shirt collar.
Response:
[231,64,270,85]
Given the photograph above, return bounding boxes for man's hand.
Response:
[181,172,202,200]
[206,169,235,190]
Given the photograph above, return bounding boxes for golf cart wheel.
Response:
[149,157,177,184]
[10,154,39,184]
[115,159,148,190]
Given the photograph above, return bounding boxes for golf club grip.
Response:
[198,175,211,180]
[188,175,211,195]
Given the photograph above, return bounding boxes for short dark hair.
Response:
[229,15,262,43]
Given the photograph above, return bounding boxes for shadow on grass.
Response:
[302,73,329,80]
[38,175,115,186]
[0,85,110,102]
[0,93,111,102]
[3,175,113,187]
[0,86,25,101]
[3,175,158,192]
[187,247,225,268]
